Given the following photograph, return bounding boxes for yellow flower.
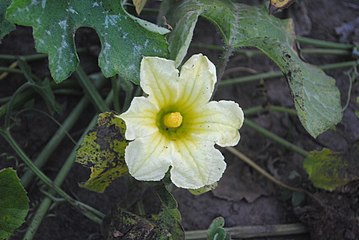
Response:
[120,54,244,189]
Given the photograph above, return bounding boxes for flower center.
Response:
[163,112,183,128]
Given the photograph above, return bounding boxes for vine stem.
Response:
[21,116,100,240]
[0,61,18,80]
[111,76,121,112]
[75,67,109,112]
[22,71,111,239]
[227,146,327,210]
[226,147,305,193]
[220,60,359,86]
[0,128,105,224]
[192,43,352,56]
[20,98,89,187]
[186,223,307,239]
[296,36,353,50]
[244,119,309,157]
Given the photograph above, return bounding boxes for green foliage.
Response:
[165,0,342,138]
[356,97,359,119]
[6,0,169,84]
[153,184,184,240]
[166,0,236,66]
[189,182,218,195]
[207,217,230,240]
[0,168,29,240]
[76,112,128,193]
[17,59,61,114]
[0,0,14,42]
[303,149,356,191]
[235,5,342,138]
[105,184,184,240]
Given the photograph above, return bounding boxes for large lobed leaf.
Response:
[6,0,169,84]
[165,0,342,138]
[76,112,128,193]
[0,168,29,240]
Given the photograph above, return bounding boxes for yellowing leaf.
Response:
[269,0,296,13]
[132,0,148,15]
[76,112,128,193]
[303,149,357,191]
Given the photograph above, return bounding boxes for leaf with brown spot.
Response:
[104,184,184,240]
[76,112,128,193]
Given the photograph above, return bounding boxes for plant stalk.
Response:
[185,223,307,239]
[227,147,305,193]
[296,36,353,50]
[244,119,308,157]
[22,87,114,239]
[0,128,105,224]
[75,67,109,112]
[20,97,89,187]
[244,105,297,116]
[220,60,359,86]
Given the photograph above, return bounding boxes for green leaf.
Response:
[0,0,15,42]
[165,1,342,138]
[207,217,230,240]
[0,168,29,240]
[104,184,184,240]
[189,182,217,195]
[166,0,236,66]
[303,149,357,191]
[76,112,128,193]
[234,5,342,138]
[152,184,184,240]
[6,0,169,84]
[105,208,156,240]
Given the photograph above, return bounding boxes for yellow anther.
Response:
[163,112,183,128]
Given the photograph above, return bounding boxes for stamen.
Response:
[163,112,183,128]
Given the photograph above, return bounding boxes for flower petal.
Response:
[177,54,217,110]
[125,133,171,181]
[170,137,226,189]
[140,57,179,107]
[120,96,159,140]
[189,100,244,147]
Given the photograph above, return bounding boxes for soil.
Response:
[1,0,359,239]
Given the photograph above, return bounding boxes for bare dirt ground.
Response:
[1,0,358,239]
